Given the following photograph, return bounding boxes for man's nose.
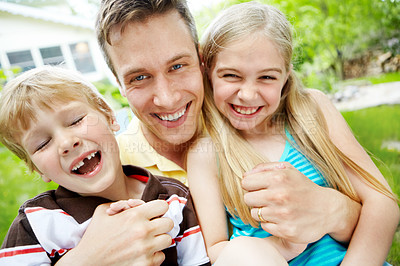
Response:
[153,75,181,108]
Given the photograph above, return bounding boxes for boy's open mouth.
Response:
[71,151,101,175]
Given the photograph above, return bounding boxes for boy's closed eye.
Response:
[70,115,85,126]
[35,138,51,152]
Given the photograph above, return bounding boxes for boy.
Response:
[0,66,210,266]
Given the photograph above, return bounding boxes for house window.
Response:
[40,46,65,66]
[7,50,35,72]
[69,42,96,73]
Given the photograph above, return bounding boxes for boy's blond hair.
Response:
[0,66,114,173]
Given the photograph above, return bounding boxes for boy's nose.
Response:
[59,137,80,155]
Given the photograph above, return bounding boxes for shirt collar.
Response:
[128,119,185,173]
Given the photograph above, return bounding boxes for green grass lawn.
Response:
[0,105,399,264]
[342,105,400,265]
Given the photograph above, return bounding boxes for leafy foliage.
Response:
[194,0,400,92]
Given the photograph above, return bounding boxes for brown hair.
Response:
[96,0,199,81]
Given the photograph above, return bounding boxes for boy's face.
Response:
[21,100,122,196]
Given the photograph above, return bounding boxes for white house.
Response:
[0,1,112,82]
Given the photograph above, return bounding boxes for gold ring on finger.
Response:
[257,207,267,223]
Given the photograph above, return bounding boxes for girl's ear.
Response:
[285,64,293,83]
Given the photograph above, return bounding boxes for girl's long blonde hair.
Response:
[200,1,396,227]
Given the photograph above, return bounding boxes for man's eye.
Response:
[171,64,183,71]
[135,75,146,81]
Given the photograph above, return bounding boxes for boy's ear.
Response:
[110,117,121,132]
[40,173,51,183]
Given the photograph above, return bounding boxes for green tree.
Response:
[194,0,400,91]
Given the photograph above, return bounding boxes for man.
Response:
[58,0,361,264]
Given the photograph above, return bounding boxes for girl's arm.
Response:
[309,89,400,265]
[187,137,230,263]
[187,138,302,264]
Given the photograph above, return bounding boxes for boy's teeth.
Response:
[72,152,97,171]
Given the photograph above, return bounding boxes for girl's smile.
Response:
[210,32,290,134]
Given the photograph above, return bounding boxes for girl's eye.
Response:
[261,75,276,80]
[223,74,239,78]
[171,64,183,71]
[70,116,85,126]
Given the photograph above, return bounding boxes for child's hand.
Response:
[106,199,145,215]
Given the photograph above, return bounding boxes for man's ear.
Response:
[118,84,126,97]
[199,47,205,72]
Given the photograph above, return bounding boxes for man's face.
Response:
[107,11,204,150]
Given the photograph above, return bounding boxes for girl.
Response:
[187,1,399,265]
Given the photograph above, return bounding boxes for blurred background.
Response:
[0,0,399,263]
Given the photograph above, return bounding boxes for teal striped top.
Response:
[228,130,346,265]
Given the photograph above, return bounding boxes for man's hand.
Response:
[242,162,360,244]
[57,200,174,266]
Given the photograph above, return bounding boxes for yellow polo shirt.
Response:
[117,117,188,186]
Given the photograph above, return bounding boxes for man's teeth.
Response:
[158,108,186,121]
[233,105,259,115]
[72,152,97,171]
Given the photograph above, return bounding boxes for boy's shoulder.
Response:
[156,175,190,196]
[18,189,58,213]
[122,164,190,200]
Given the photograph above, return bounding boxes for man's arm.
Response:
[56,200,173,266]
[311,89,399,265]
[242,162,361,244]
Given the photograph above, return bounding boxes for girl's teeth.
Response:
[233,105,258,115]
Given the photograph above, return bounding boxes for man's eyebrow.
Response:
[167,53,193,65]
[122,68,146,82]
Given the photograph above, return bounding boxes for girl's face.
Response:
[209,33,290,134]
